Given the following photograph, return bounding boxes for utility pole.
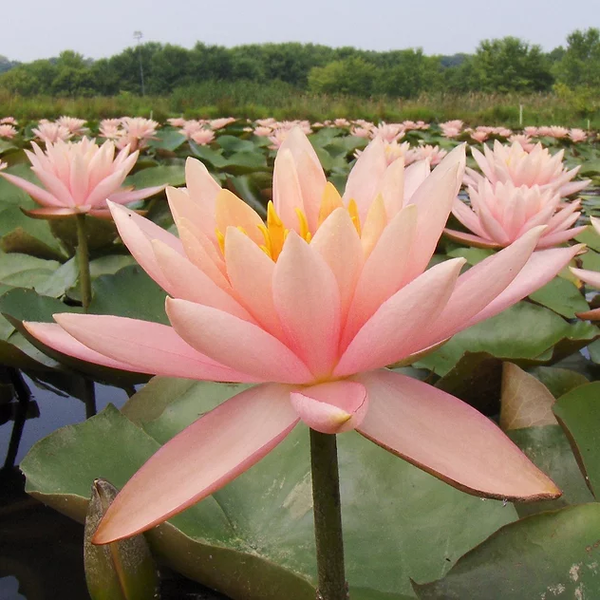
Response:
[133,31,145,96]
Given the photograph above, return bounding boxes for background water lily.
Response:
[0,137,164,219]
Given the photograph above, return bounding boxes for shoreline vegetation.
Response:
[0,27,598,127]
[0,88,598,129]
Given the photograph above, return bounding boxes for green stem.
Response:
[310,429,347,600]
[75,213,91,312]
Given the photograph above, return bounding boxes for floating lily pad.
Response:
[554,382,600,498]
[413,503,600,599]
[415,302,599,376]
[21,378,518,599]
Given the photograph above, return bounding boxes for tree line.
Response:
[0,28,598,99]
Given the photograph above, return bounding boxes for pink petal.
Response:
[108,184,165,204]
[108,202,184,290]
[423,227,544,344]
[343,136,387,222]
[224,227,286,340]
[273,233,341,378]
[93,384,299,543]
[443,228,500,248]
[215,189,264,246]
[309,208,364,324]
[342,204,418,348]
[356,369,561,500]
[166,298,314,384]
[23,321,146,372]
[463,244,584,329]
[404,145,466,281]
[51,313,257,382]
[403,159,431,201]
[152,239,253,321]
[167,182,218,246]
[536,226,587,249]
[272,148,306,233]
[571,266,600,290]
[334,257,465,376]
[290,380,368,434]
[0,172,63,207]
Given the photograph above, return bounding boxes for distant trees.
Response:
[0,28,598,99]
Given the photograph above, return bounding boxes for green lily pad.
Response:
[528,276,590,318]
[528,366,589,399]
[413,503,600,599]
[189,144,228,169]
[508,425,594,517]
[415,302,599,376]
[222,152,268,175]
[147,130,186,152]
[21,378,518,599]
[576,225,600,252]
[554,382,600,499]
[581,248,600,272]
[89,265,168,324]
[217,135,257,154]
[125,165,185,189]
[446,247,495,266]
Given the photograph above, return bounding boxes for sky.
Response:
[3,0,598,62]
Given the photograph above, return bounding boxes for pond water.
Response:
[0,371,228,600]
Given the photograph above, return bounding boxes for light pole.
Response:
[133,30,145,96]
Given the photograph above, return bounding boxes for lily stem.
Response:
[310,429,347,600]
[75,213,91,312]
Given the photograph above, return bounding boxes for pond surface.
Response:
[0,371,229,600]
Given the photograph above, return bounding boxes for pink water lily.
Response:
[571,217,600,320]
[445,179,586,249]
[0,137,164,219]
[464,140,590,198]
[24,129,580,545]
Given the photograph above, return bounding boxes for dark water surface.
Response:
[0,372,228,600]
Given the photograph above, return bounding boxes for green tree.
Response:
[469,37,554,92]
[376,49,440,98]
[554,28,600,88]
[308,57,379,96]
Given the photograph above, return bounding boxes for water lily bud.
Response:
[84,478,159,600]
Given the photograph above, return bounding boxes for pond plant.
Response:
[0,119,600,599]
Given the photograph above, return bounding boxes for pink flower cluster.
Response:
[99,117,159,152]
[445,140,590,249]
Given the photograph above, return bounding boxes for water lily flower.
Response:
[33,120,72,144]
[445,180,586,249]
[465,141,591,198]
[0,124,17,139]
[0,137,164,219]
[115,117,159,152]
[25,129,580,544]
[56,116,88,136]
[571,217,600,320]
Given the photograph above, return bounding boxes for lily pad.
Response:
[508,425,594,517]
[125,165,185,189]
[413,503,600,599]
[554,382,600,498]
[528,276,590,318]
[21,378,518,599]
[89,265,168,324]
[415,302,599,376]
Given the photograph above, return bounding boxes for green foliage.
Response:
[554,27,600,89]
[467,37,554,93]
[308,57,380,97]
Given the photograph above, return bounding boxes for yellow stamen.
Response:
[347,198,361,236]
[295,207,312,243]
[318,182,344,227]
[216,228,225,255]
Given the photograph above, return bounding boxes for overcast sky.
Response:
[4,0,598,62]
